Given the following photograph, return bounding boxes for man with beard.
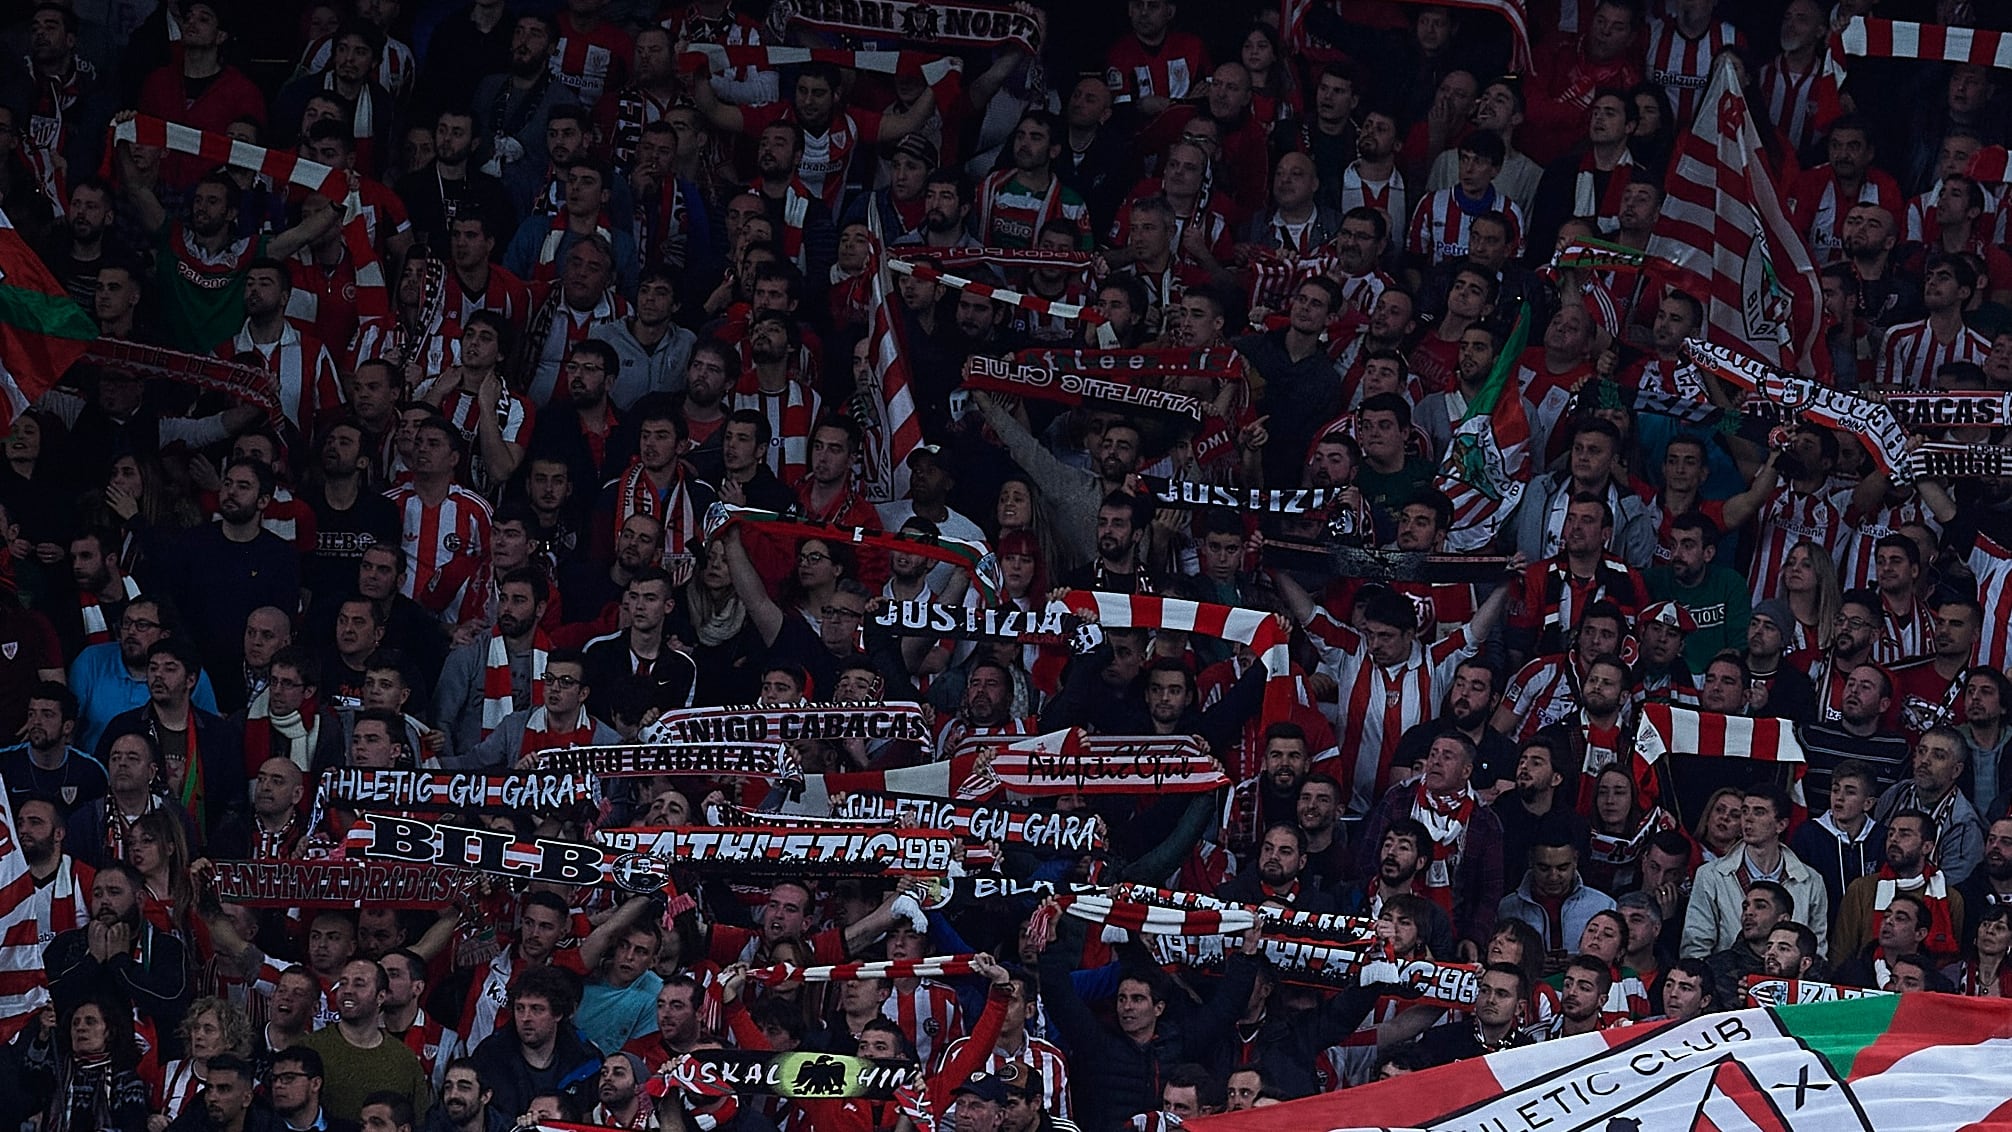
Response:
[675,341,736,474]
[471,14,567,186]
[97,638,244,843]
[303,958,432,1124]
[592,269,696,409]
[266,1047,348,1132]
[1061,492,1156,594]
[387,418,497,631]
[1220,822,1343,913]
[1243,276,1345,485]
[207,757,308,862]
[1890,599,1983,727]
[737,311,823,484]
[792,417,878,538]
[1338,819,1458,958]
[44,861,190,1035]
[396,109,518,255]
[592,398,711,577]
[1494,600,1629,742]
[303,423,403,608]
[1759,922,1820,991]
[1833,890,1933,989]
[1358,731,1505,945]
[721,527,874,697]
[1395,660,1515,796]
[1805,590,1884,722]
[227,649,344,778]
[1699,879,1798,1006]
[141,459,299,679]
[1492,737,1592,872]
[970,400,1137,571]
[1684,785,1830,959]
[931,658,1038,758]
[1508,495,1647,666]
[432,1061,501,1132]
[1837,808,1969,965]
[581,570,698,724]
[742,122,836,281]
[323,599,388,709]
[1742,601,1818,723]
[1416,321,1539,476]
[1297,773,1351,890]
[897,169,981,251]
[530,340,635,495]
[222,259,343,437]
[1219,724,1316,857]
[1801,662,1913,796]
[71,603,221,752]
[1836,202,1920,332]
[977,111,1094,249]
[2,682,107,808]
[39,179,126,307]
[383,948,461,1088]
[561,511,661,628]
[522,237,629,407]
[1415,963,1531,1065]
[1961,817,2012,917]
[1641,514,1754,671]
[587,1053,652,1127]
[435,571,554,755]
[16,796,91,947]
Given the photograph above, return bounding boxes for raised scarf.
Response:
[746,955,980,985]
[481,629,550,738]
[614,459,700,560]
[518,706,596,757]
[1872,865,1958,959]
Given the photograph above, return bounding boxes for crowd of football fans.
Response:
[1,0,2012,1126]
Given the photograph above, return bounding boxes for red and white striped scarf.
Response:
[887,257,1106,325]
[1412,782,1476,914]
[534,211,615,285]
[518,707,596,757]
[613,459,701,560]
[1573,149,1633,234]
[747,955,979,986]
[765,178,816,271]
[1042,893,1258,937]
[241,689,323,773]
[1838,16,2012,71]
[481,629,550,737]
[1110,884,1375,939]
[77,575,140,646]
[732,374,815,482]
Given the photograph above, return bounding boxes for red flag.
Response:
[1648,55,1823,373]
[0,207,95,432]
[858,222,924,503]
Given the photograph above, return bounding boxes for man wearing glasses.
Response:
[463,649,616,768]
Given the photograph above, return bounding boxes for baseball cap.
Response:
[1639,601,1698,634]
[955,1072,1009,1105]
[905,443,945,466]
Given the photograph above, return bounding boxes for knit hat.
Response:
[1750,600,1794,632]
[892,133,940,168]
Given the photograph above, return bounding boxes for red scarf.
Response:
[1871,866,1959,961]
[1574,148,1634,232]
[78,576,141,646]
[614,459,700,559]
[1411,782,1477,914]
[759,179,817,271]
[518,706,596,757]
[481,629,551,738]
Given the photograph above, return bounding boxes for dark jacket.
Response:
[1354,780,1506,945]
[43,922,191,1048]
[94,705,246,841]
[470,1023,603,1120]
[1038,931,1257,1132]
[1197,983,1381,1099]
[165,1103,294,1132]
[1216,870,1343,915]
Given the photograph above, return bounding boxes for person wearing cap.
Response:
[1636,600,1698,704]
[875,445,985,593]
[953,1071,1010,1132]
[841,132,935,240]
[1743,600,1818,724]
[1646,512,1750,671]
[587,1051,655,1128]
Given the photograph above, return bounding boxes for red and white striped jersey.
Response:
[1877,318,1991,388]
[1303,611,1478,814]
[549,12,632,112]
[742,103,879,211]
[1105,32,1209,106]
[1874,594,1936,664]
[416,376,536,496]
[1502,654,1580,742]
[883,979,964,1068]
[938,1034,1072,1118]
[1333,268,1394,319]
[734,377,821,483]
[1839,497,1938,591]
[1747,486,1852,605]
[286,251,364,362]
[1338,163,1406,253]
[386,483,494,626]
[350,317,460,379]
[1970,533,2012,673]
[221,323,344,435]
[392,1008,458,1090]
[445,264,536,332]
[1644,19,1743,125]
[25,856,89,947]
[661,5,771,86]
[1787,168,1903,265]
[1758,54,1827,155]
[1406,189,1525,266]
[1903,178,2005,243]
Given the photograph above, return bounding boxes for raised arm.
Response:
[720,525,785,644]
[1720,450,1781,532]
[874,87,937,142]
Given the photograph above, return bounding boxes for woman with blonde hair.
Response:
[1690,787,1745,864]
[148,997,251,1128]
[1776,539,1840,654]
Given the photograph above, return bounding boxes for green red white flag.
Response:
[0,206,94,430]
[1186,993,2012,1132]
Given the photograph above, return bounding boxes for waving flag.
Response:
[1186,993,2012,1132]
[0,787,52,1040]
[1649,54,1823,374]
[1433,304,1531,553]
[1634,702,1810,814]
[0,207,95,431]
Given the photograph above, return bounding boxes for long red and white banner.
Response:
[1840,16,2012,70]
[787,0,1042,52]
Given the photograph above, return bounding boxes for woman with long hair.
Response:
[1777,539,1841,654]
[128,810,202,954]
[1947,904,2012,997]
[1691,787,1745,863]
[148,997,251,1128]
[992,476,1060,581]
[1238,23,1298,130]
[1585,766,1650,893]
[1486,918,1557,1024]
[676,539,764,705]
[0,410,75,565]
[30,999,150,1132]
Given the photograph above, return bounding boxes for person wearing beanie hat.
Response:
[842,132,936,239]
[590,1050,658,1128]
[1744,599,1818,723]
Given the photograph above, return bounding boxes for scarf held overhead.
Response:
[787,0,1041,51]
[647,702,931,745]
[836,793,1105,851]
[703,502,1001,600]
[536,742,801,781]
[207,859,483,908]
[316,769,598,814]
[964,730,1228,795]
[867,600,1088,648]
[960,355,1205,421]
[596,825,959,874]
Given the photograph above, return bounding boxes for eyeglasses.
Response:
[822,606,865,621]
[123,619,162,633]
[798,551,832,564]
[268,676,306,690]
[543,674,583,688]
[1835,616,1877,631]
